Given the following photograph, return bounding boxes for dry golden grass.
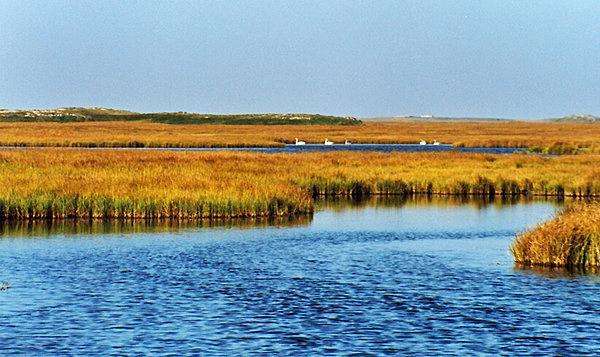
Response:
[0,121,598,153]
[0,149,597,220]
[511,203,600,268]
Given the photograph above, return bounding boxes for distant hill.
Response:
[0,107,361,125]
[364,114,600,123]
[362,115,512,122]
[549,114,599,123]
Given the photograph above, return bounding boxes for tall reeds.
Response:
[511,203,600,268]
[0,194,309,220]
[0,149,597,221]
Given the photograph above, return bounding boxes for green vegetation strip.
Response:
[0,108,361,125]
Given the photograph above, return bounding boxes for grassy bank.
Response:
[0,120,597,153]
[511,203,600,268]
[0,149,597,220]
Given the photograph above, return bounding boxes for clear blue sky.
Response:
[1,0,598,118]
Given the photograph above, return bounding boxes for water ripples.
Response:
[1,200,598,354]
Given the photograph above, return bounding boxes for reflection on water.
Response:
[0,195,562,238]
[3,196,600,355]
[515,264,600,280]
[312,195,562,235]
[316,194,557,211]
[0,215,312,237]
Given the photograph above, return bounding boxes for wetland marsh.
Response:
[0,119,598,153]
[0,149,597,220]
[5,0,600,353]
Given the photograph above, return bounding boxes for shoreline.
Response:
[0,120,597,154]
[0,192,593,223]
[0,143,527,155]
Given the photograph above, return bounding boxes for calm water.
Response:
[264,144,523,154]
[20,144,523,154]
[1,197,599,355]
[140,144,524,154]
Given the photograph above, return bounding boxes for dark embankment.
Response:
[511,203,600,269]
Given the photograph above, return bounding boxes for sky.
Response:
[1,0,598,118]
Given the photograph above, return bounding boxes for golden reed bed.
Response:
[512,203,600,269]
[0,149,597,220]
[0,121,598,153]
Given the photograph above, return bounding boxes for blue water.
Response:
[8,144,524,154]
[1,198,599,355]
[275,144,523,154]
[134,144,524,154]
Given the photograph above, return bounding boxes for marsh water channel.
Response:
[145,144,524,154]
[1,196,599,354]
[3,144,525,154]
